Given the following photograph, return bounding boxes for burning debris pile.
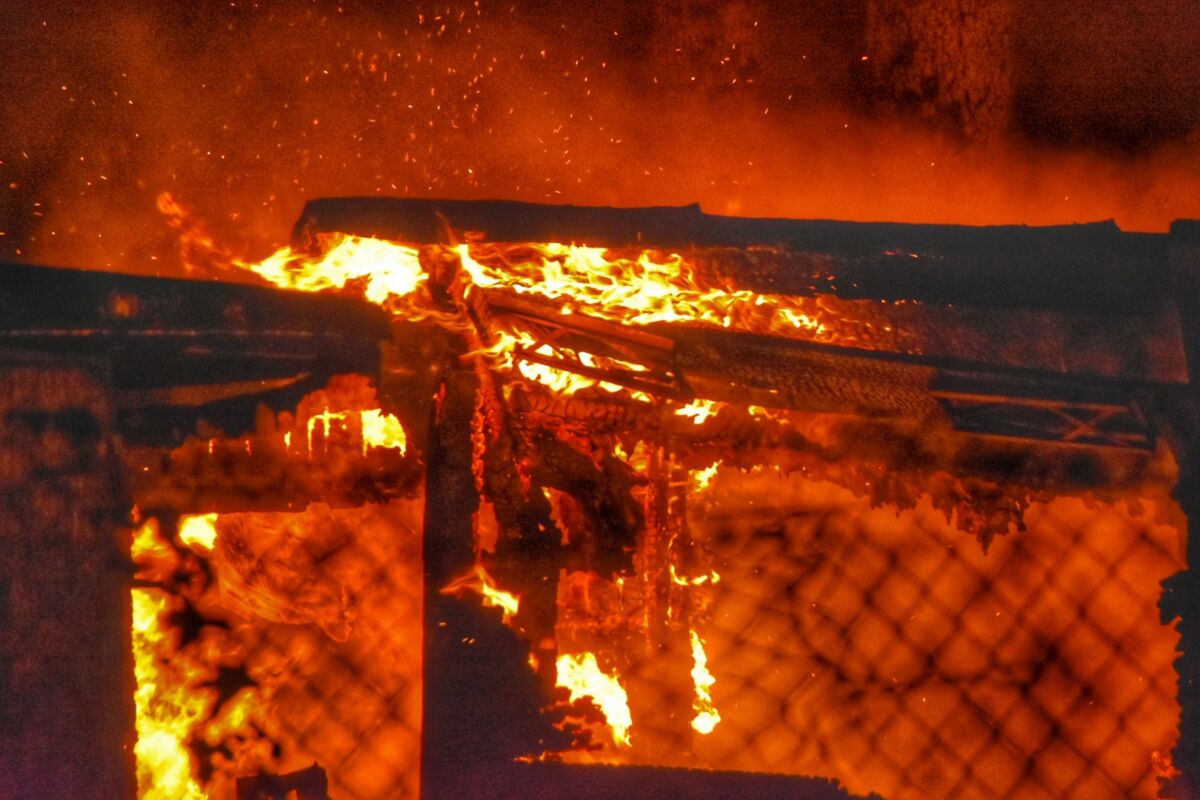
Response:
[113,197,1189,799]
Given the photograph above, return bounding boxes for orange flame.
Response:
[306,407,408,455]
[440,564,521,623]
[555,652,633,747]
[689,630,720,735]
[245,234,425,307]
[675,398,720,425]
[178,513,218,553]
[130,519,209,800]
[132,588,210,800]
[688,462,721,492]
[456,243,826,338]
[216,228,874,407]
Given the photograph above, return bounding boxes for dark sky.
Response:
[2,0,1200,274]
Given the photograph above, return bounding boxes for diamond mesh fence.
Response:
[134,500,423,800]
[130,373,1186,800]
[678,470,1185,800]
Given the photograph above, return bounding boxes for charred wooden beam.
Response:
[294,196,1177,313]
[434,761,883,799]
[235,764,330,800]
[482,300,1165,450]
[293,198,1189,443]
[0,260,392,444]
[421,366,573,799]
[1162,219,1200,797]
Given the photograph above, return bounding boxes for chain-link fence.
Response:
[135,500,423,800]
[679,470,1184,800]
[132,377,1185,800]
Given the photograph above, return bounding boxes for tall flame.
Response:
[132,589,210,800]
[689,630,721,735]
[131,519,209,800]
[555,652,633,747]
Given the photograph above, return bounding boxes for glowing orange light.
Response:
[360,408,408,454]
[441,564,520,623]
[675,398,720,425]
[131,589,209,800]
[556,652,633,746]
[306,408,350,452]
[689,630,721,735]
[130,519,209,800]
[689,462,720,492]
[306,407,408,455]
[178,513,218,553]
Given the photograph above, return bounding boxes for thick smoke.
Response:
[2,0,1199,275]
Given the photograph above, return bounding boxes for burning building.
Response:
[2,195,1198,799]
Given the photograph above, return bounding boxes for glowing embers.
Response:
[555,652,633,747]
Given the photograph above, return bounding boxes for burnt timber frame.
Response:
[296,197,1189,454]
[292,197,1198,797]
[2,198,1198,797]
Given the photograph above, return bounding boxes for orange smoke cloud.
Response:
[2,0,1199,276]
